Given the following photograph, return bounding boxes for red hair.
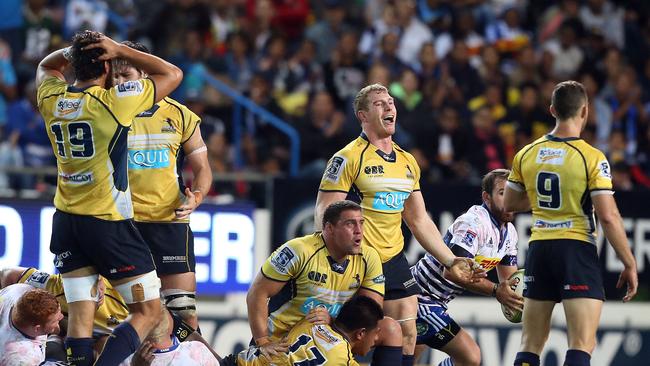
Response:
[14,289,59,326]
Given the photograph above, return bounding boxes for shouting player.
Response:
[412,169,523,366]
[113,41,211,331]
[315,83,481,366]
[504,81,638,366]
[36,30,182,365]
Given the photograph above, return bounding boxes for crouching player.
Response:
[411,169,524,366]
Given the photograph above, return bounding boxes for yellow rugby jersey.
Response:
[261,233,384,340]
[128,98,201,222]
[236,319,358,366]
[319,134,421,262]
[18,268,129,335]
[37,77,156,220]
[508,135,613,244]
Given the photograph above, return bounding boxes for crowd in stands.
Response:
[2,0,650,197]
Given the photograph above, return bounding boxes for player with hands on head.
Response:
[36,30,182,365]
[112,40,211,331]
[504,81,638,366]
[411,168,522,366]
[315,83,485,366]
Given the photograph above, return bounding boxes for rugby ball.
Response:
[501,269,525,323]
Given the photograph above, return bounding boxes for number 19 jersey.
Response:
[37,77,155,221]
[507,135,613,244]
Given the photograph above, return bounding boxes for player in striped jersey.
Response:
[411,169,523,366]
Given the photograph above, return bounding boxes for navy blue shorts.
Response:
[383,251,420,300]
[524,239,605,302]
[134,222,195,275]
[50,210,155,280]
[415,297,461,349]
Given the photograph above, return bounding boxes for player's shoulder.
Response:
[393,141,417,163]
[455,205,485,227]
[359,245,381,262]
[333,136,370,160]
[37,77,67,103]
[569,139,606,160]
[281,233,327,261]
[161,97,191,116]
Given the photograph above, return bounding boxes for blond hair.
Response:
[353,83,388,116]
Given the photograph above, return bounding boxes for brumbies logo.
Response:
[161,118,176,133]
[54,98,83,119]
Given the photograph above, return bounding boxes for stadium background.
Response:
[0,0,648,365]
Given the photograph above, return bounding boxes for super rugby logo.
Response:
[116,80,144,97]
[54,97,83,119]
[270,247,297,275]
[599,160,612,179]
[323,156,346,183]
[536,147,566,165]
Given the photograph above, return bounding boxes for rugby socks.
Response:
[514,351,540,366]
[564,349,591,366]
[371,346,402,366]
[65,337,95,366]
[438,357,454,366]
[94,322,141,365]
[402,354,415,366]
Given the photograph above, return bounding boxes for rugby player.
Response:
[112,40,211,331]
[504,81,638,366]
[315,83,482,366]
[247,200,403,365]
[0,284,64,365]
[36,30,182,365]
[411,169,523,366]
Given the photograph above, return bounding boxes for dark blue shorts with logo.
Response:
[134,221,195,275]
[415,297,461,349]
[524,239,605,302]
[382,251,420,300]
[50,210,155,280]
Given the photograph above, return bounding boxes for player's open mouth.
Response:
[382,115,395,124]
[354,238,362,245]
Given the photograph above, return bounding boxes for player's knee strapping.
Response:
[113,271,160,304]
[162,288,197,319]
[61,274,100,303]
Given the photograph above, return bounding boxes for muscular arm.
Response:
[183,128,211,200]
[0,267,28,288]
[36,48,69,86]
[357,288,384,307]
[314,191,348,231]
[504,184,531,213]
[402,191,455,267]
[245,272,287,343]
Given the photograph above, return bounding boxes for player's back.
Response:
[0,284,47,364]
[37,77,155,220]
[236,319,358,366]
[509,135,613,244]
[128,97,201,222]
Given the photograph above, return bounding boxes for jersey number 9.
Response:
[50,122,95,158]
[536,171,561,209]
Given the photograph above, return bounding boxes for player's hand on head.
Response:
[130,340,155,366]
[306,306,331,325]
[175,188,202,219]
[81,33,122,61]
[496,279,524,312]
[617,266,638,302]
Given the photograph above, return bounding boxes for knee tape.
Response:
[113,271,161,304]
[62,274,100,303]
[161,289,196,318]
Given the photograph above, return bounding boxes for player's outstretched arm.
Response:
[592,194,638,302]
[0,267,28,288]
[314,191,347,231]
[82,34,182,102]
[246,272,286,344]
[36,48,70,86]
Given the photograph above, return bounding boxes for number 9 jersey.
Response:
[507,135,613,244]
[37,77,156,221]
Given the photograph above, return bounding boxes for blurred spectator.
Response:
[447,41,483,101]
[477,45,506,87]
[366,63,392,86]
[581,72,612,152]
[485,7,530,55]
[19,0,63,83]
[542,20,584,80]
[435,9,485,65]
[64,0,108,37]
[508,45,542,87]
[208,0,237,52]
[467,106,507,176]
[256,35,289,89]
[371,32,407,78]
[275,39,324,117]
[359,3,400,59]
[219,31,255,93]
[390,69,423,122]
[0,0,25,61]
[537,0,580,44]
[579,0,624,49]
[305,0,350,63]
[502,83,552,151]
[246,0,309,42]
[412,43,440,89]
[169,30,213,102]
[323,31,366,109]
[612,162,634,191]
[394,0,433,68]
[0,38,17,126]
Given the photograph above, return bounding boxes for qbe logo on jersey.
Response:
[373,191,409,211]
[54,97,84,119]
[116,80,144,97]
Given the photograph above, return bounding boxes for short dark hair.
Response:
[482,168,510,196]
[334,296,383,332]
[113,40,150,73]
[71,30,107,82]
[551,80,587,120]
[322,200,362,228]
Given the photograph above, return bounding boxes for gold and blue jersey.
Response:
[236,319,359,366]
[508,135,613,244]
[128,98,201,222]
[261,233,384,340]
[18,268,129,335]
[37,77,155,220]
[319,134,421,262]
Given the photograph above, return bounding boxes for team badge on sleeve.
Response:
[116,80,144,97]
[323,156,346,183]
[25,271,50,288]
[270,247,297,274]
[598,160,612,179]
[461,230,477,245]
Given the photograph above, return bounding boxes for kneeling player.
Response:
[411,169,523,366]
